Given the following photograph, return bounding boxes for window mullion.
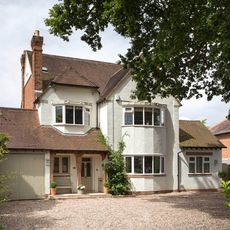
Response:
[143,108,145,126]
[143,156,145,174]
[131,156,134,174]
[63,105,66,124]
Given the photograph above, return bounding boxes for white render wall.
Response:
[38,85,99,134]
[99,75,181,192]
[179,149,222,190]
[44,152,50,195]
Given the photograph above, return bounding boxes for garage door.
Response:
[0,153,45,200]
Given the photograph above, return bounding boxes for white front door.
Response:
[81,158,93,192]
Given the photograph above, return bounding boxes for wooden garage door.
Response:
[0,153,45,200]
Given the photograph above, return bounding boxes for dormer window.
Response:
[54,105,89,126]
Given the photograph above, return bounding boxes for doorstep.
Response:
[49,193,112,200]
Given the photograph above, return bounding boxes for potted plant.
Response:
[50,181,57,196]
[77,184,86,194]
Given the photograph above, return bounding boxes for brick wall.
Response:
[23,76,35,109]
[218,133,230,158]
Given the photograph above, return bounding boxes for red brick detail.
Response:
[31,31,43,91]
[20,53,25,108]
[218,134,230,158]
[23,76,35,109]
[186,152,213,156]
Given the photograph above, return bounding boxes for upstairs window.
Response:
[54,105,88,125]
[124,107,164,126]
[55,106,63,123]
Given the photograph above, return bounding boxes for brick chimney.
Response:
[31,30,43,92]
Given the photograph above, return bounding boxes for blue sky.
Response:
[0,0,229,127]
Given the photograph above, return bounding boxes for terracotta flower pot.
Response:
[103,186,108,194]
[50,188,56,196]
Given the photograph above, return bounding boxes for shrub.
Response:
[100,133,131,195]
[50,181,57,188]
[221,180,230,208]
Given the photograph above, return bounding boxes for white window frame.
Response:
[188,156,211,174]
[124,155,165,175]
[123,106,165,127]
[54,105,87,126]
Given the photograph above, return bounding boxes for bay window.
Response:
[54,105,89,125]
[125,155,165,174]
[188,156,210,174]
[123,107,164,126]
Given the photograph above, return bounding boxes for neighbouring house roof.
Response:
[0,107,107,152]
[210,119,230,136]
[26,51,126,97]
[179,120,225,149]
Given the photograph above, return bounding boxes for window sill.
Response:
[53,123,85,127]
[54,174,70,177]
[188,173,212,176]
[128,174,166,178]
[122,125,164,128]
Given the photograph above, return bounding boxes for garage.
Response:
[0,152,45,200]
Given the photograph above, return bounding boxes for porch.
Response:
[50,151,107,194]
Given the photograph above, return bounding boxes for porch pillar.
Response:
[101,152,108,194]
[50,152,54,183]
[75,154,83,187]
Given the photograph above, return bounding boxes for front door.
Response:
[81,158,93,192]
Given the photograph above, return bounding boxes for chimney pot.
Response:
[34,30,40,36]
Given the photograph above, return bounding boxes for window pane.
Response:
[196,157,203,173]
[62,157,69,173]
[134,107,143,125]
[125,112,133,125]
[75,106,83,124]
[145,156,152,173]
[161,109,165,126]
[86,162,91,177]
[204,163,210,173]
[125,157,132,173]
[189,157,195,162]
[55,106,63,123]
[134,156,143,173]
[84,108,90,126]
[161,157,164,173]
[54,157,59,173]
[154,108,161,126]
[204,157,210,162]
[66,106,74,124]
[189,162,195,173]
[154,156,160,173]
[145,108,152,125]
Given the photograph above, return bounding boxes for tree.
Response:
[0,133,9,202]
[45,0,230,102]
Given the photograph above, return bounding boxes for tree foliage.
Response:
[0,133,9,202]
[45,0,230,102]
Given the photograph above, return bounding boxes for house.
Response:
[0,31,224,199]
[211,119,230,178]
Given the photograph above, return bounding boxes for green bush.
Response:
[50,181,57,188]
[221,180,230,208]
[101,135,131,195]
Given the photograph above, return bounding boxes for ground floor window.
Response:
[124,155,165,174]
[188,156,210,174]
[54,156,70,174]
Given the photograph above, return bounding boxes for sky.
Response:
[0,0,229,127]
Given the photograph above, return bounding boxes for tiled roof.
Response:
[210,119,230,136]
[179,120,225,148]
[26,51,124,96]
[0,107,107,152]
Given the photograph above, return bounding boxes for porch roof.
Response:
[0,107,107,152]
[179,120,225,149]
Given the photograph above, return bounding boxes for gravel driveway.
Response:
[0,191,230,230]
